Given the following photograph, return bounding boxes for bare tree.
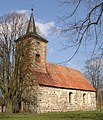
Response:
[85,57,103,90]
[84,57,103,109]
[0,12,28,113]
[56,0,103,62]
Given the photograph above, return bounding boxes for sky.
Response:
[0,0,90,72]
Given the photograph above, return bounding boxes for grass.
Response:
[0,111,103,120]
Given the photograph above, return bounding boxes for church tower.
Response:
[15,9,48,73]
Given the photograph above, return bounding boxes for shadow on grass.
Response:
[44,112,103,120]
[0,111,103,120]
[0,113,47,120]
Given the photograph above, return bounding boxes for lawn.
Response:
[0,111,103,120]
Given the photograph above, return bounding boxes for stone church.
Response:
[15,10,96,113]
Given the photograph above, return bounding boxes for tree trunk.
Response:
[1,106,4,112]
[5,100,13,113]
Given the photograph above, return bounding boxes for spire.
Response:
[26,8,37,34]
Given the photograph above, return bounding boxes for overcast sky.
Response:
[0,0,90,72]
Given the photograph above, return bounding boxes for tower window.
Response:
[37,41,40,47]
[22,53,24,57]
[69,92,73,103]
[35,54,41,63]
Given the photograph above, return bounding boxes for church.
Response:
[15,10,96,113]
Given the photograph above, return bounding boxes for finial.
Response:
[31,8,34,12]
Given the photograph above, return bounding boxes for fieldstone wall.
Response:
[16,36,47,73]
[36,85,96,113]
[29,37,47,73]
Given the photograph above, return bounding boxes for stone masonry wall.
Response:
[16,36,47,73]
[36,85,96,113]
[29,37,47,73]
[16,36,47,112]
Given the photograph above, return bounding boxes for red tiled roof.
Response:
[32,63,96,92]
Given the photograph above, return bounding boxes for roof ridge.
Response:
[47,62,80,72]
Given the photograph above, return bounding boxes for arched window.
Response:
[35,54,41,63]
[69,92,73,103]
[83,93,86,103]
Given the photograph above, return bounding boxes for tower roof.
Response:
[26,8,37,34]
[15,8,48,43]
